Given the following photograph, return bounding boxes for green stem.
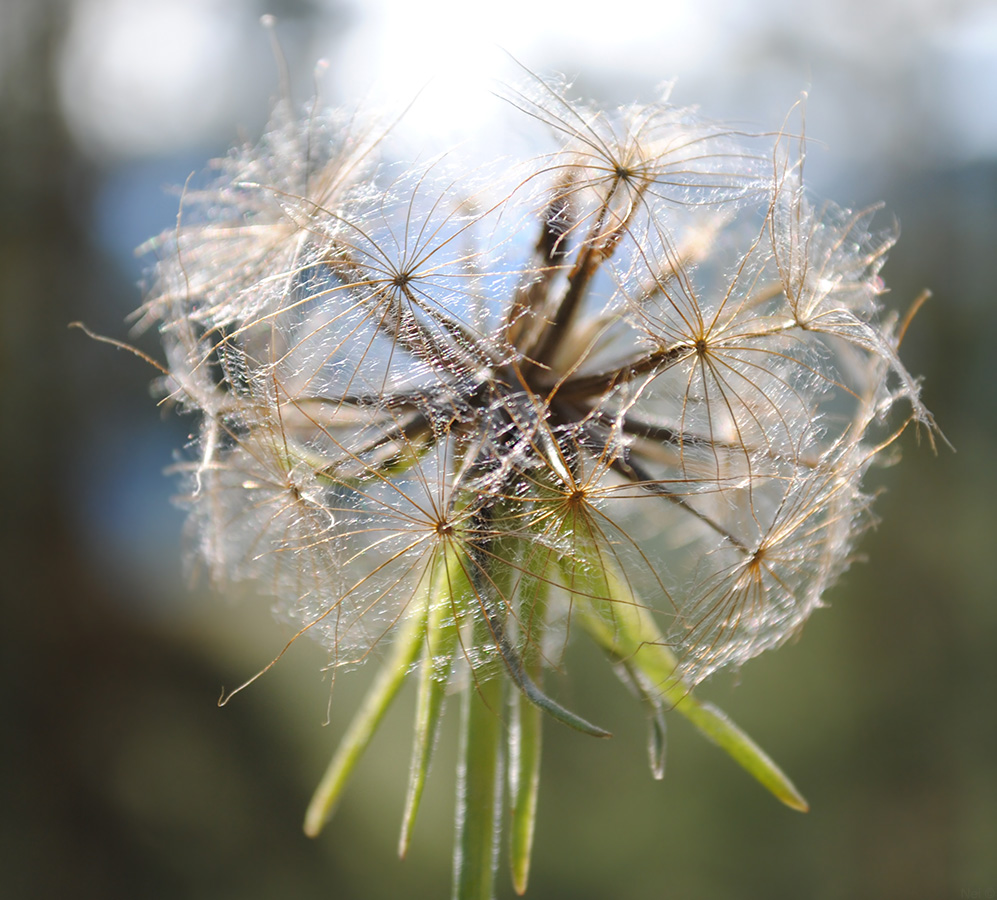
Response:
[452,662,505,900]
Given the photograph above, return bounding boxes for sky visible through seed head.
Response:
[54,0,997,167]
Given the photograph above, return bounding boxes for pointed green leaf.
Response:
[506,541,549,895]
[508,687,542,895]
[477,535,609,738]
[453,668,504,900]
[670,697,809,811]
[399,546,466,857]
[303,590,428,838]
[646,695,668,781]
[610,657,667,780]
[561,538,808,812]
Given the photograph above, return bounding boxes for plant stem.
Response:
[452,661,504,900]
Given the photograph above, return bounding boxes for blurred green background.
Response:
[2,1,994,898]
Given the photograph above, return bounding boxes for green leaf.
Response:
[302,583,429,838]
[453,666,504,900]
[506,540,549,895]
[482,534,609,738]
[508,685,542,895]
[399,545,466,857]
[561,531,809,812]
[670,698,809,812]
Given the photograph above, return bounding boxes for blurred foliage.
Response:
[1,2,994,898]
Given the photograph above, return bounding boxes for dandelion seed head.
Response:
[138,67,933,697]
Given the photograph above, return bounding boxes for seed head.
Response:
[139,71,932,686]
[133,65,935,893]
